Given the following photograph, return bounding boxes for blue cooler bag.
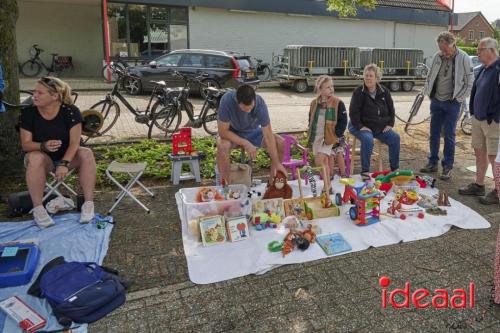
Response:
[28,256,129,326]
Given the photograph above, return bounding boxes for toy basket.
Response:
[179,184,250,239]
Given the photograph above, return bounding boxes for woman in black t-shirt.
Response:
[20,77,96,228]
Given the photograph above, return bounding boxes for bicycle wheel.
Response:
[202,105,218,135]
[148,101,182,139]
[401,93,430,132]
[20,60,42,77]
[258,66,271,81]
[461,116,472,135]
[102,65,120,82]
[89,100,120,135]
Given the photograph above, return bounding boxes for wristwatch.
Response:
[59,160,70,168]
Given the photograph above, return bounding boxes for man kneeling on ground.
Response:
[216,84,287,184]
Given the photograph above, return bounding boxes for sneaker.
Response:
[33,205,55,228]
[440,166,452,181]
[420,164,438,173]
[458,183,486,196]
[80,201,95,223]
[479,189,499,205]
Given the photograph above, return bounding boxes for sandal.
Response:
[361,172,371,181]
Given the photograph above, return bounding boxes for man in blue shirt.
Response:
[216,84,286,184]
[458,37,500,205]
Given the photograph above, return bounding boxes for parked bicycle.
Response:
[459,100,472,135]
[255,55,287,81]
[86,65,171,141]
[102,55,130,82]
[148,71,229,139]
[20,44,73,77]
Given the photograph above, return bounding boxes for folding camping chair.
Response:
[105,161,154,214]
[42,169,78,209]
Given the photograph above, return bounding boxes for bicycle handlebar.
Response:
[172,71,208,85]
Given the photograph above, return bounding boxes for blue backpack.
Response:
[28,256,129,326]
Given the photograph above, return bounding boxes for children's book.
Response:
[226,215,249,242]
[199,215,227,246]
[316,233,352,256]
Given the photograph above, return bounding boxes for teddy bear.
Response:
[263,171,293,199]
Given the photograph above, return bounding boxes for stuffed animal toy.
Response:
[196,187,224,202]
[263,171,293,199]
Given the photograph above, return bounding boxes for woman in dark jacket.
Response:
[348,64,400,180]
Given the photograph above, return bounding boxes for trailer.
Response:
[278,45,428,93]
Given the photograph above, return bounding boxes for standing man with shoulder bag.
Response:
[420,32,474,180]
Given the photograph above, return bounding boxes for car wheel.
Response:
[389,81,401,92]
[293,79,308,93]
[402,81,414,92]
[200,79,220,99]
[123,76,142,95]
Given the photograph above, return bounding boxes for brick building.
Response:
[451,12,495,46]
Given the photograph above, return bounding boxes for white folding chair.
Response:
[42,169,77,209]
[106,161,154,214]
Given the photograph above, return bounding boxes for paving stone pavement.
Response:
[84,126,500,333]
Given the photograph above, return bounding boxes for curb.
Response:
[20,78,281,92]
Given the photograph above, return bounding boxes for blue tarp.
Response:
[0,213,114,333]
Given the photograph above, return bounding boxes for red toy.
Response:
[172,127,193,155]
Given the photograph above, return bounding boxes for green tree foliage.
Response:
[326,0,377,17]
[0,0,21,168]
[459,47,477,56]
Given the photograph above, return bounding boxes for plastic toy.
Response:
[253,212,281,230]
[0,242,40,288]
[172,127,193,155]
[415,175,436,188]
[338,178,382,226]
[387,200,425,219]
[281,134,309,180]
[268,241,284,252]
[393,188,419,205]
[375,170,415,192]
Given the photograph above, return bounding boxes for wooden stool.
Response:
[169,153,205,185]
[349,135,383,175]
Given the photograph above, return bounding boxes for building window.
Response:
[479,31,485,39]
[106,3,188,60]
[468,30,474,40]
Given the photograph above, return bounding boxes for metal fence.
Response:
[283,45,424,76]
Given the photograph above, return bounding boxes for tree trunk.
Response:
[0,0,21,170]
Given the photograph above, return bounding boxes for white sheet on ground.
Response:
[0,213,113,333]
[177,176,491,284]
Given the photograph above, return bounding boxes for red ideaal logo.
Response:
[379,276,475,309]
